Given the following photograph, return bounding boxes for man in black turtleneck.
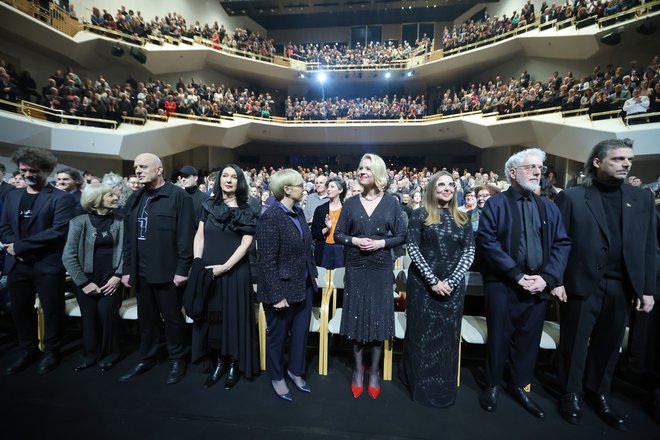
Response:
[178,165,209,227]
[555,138,657,431]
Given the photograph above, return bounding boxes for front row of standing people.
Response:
[0,144,656,430]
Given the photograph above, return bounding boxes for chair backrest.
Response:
[332,267,345,290]
[317,267,329,289]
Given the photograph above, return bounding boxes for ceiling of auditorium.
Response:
[219,0,494,29]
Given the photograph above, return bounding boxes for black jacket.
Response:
[122,182,194,284]
[256,202,317,305]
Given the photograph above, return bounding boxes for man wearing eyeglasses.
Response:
[476,148,571,419]
[0,147,75,375]
[554,139,656,430]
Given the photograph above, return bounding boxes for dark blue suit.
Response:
[476,188,570,387]
[0,185,75,353]
[256,202,317,381]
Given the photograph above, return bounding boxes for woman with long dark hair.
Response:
[311,177,347,269]
[191,164,258,389]
[401,171,475,407]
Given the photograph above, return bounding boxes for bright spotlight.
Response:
[384,71,391,79]
[407,71,413,77]
[298,72,305,79]
[318,72,327,83]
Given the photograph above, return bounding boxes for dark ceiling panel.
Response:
[219,1,492,30]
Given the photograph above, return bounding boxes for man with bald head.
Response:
[119,153,194,385]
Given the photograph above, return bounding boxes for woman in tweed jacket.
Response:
[256,169,318,402]
[62,183,124,372]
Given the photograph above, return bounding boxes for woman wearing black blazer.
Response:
[311,177,346,269]
[256,169,318,402]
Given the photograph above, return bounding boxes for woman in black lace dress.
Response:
[192,164,258,389]
[334,153,407,399]
[401,171,475,407]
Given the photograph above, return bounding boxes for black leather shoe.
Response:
[509,385,545,418]
[3,350,39,376]
[586,392,628,431]
[559,393,582,425]
[203,357,229,389]
[37,352,60,374]
[479,386,498,412]
[119,361,156,382]
[73,360,96,372]
[166,360,186,385]
[224,359,240,390]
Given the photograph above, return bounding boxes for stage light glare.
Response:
[384,72,391,79]
[318,72,327,83]
[407,71,413,77]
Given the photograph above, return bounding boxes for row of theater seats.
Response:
[39,255,630,382]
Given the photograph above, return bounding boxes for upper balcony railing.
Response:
[3,0,659,74]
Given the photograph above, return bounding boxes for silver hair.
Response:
[504,148,546,184]
[102,172,131,207]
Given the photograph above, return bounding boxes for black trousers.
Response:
[136,278,186,362]
[7,261,66,353]
[484,280,547,387]
[264,285,313,381]
[75,284,122,364]
[559,278,629,394]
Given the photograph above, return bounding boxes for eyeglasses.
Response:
[515,164,547,173]
[286,183,304,189]
[436,182,457,189]
[476,193,490,199]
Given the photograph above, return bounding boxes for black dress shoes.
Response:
[224,359,240,390]
[119,361,156,382]
[37,352,60,375]
[509,385,545,418]
[73,360,96,372]
[166,360,187,385]
[586,392,628,431]
[559,393,582,425]
[3,350,39,376]
[479,386,498,412]
[204,357,229,389]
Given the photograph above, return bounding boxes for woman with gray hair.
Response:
[334,153,407,399]
[62,183,124,372]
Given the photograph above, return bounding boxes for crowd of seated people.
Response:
[88,6,276,58]
[2,61,276,124]
[435,57,659,119]
[285,94,427,120]
[285,36,432,66]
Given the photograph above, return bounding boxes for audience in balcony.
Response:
[285,94,427,120]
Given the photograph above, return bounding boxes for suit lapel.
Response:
[584,185,610,245]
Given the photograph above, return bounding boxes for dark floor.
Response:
[0,316,657,440]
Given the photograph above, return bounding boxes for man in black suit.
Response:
[0,147,75,375]
[119,153,194,385]
[476,148,571,418]
[177,165,208,225]
[555,138,657,430]
[0,163,16,202]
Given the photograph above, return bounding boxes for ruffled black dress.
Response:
[192,201,259,378]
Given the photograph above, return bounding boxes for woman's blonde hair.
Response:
[423,171,468,226]
[80,183,114,213]
[269,168,304,201]
[359,153,388,191]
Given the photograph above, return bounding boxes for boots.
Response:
[224,358,241,390]
[203,354,228,389]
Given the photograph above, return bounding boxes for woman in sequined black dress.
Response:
[401,171,475,407]
[334,153,407,399]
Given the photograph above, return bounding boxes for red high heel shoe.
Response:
[367,371,381,400]
[351,366,364,398]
